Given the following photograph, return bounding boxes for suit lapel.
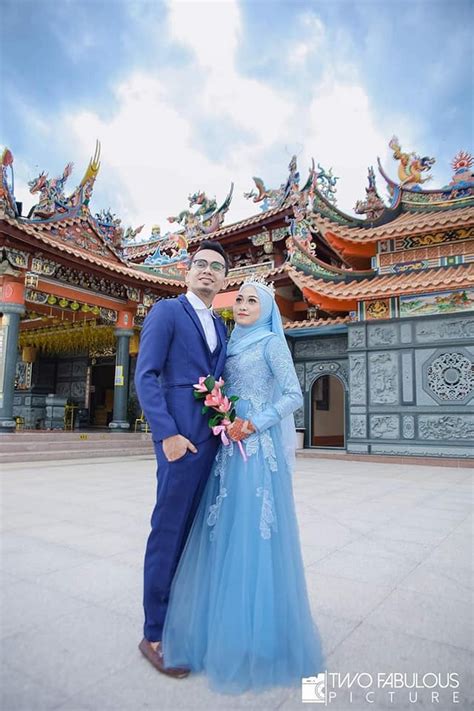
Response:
[179,295,227,373]
[214,316,227,377]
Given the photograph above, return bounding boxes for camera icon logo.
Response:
[302,673,327,703]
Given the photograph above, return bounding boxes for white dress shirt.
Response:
[185,291,218,352]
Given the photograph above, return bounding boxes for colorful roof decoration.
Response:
[2,136,473,333]
[388,135,436,189]
[27,142,101,220]
[288,263,474,312]
[377,139,474,211]
[354,167,385,222]
[244,155,339,211]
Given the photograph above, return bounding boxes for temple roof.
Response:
[0,214,183,288]
[288,263,474,312]
[315,205,474,244]
[187,204,292,245]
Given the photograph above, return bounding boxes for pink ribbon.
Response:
[237,440,248,462]
[212,421,248,462]
[212,424,230,446]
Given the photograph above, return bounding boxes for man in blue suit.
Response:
[135,240,229,678]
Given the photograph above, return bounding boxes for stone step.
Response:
[0,431,152,443]
[0,446,155,464]
[0,438,154,452]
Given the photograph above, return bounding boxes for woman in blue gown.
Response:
[162,279,324,694]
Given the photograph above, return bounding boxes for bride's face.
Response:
[233,286,261,326]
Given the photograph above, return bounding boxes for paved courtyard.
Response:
[1,454,473,711]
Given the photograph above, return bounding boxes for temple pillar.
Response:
[109,309,134,433]
[0,277,25,434]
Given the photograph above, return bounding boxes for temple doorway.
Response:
[90,357,115,427]
[310,374,345,447]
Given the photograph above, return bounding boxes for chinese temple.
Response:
[1,136,473,459]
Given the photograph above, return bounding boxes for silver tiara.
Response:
[241,273,276,297]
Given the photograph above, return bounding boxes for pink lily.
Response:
[217,396,231,413]
[204,392,222,408]
[193,376,209,393]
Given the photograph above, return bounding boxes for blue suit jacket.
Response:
[134,294,227,445]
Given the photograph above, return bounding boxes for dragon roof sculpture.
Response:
[27,141,101,220]
[378,138,474,209]
[244,155,339,212]
[388,136,435,189]
[125,183,234,272]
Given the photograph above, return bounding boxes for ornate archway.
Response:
[310,373,346,447]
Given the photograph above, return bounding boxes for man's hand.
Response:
[162,434,197,462]
[226,417,256,442]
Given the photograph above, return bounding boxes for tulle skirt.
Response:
[162,425,325,694]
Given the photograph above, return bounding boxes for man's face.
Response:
[185,248,227,302]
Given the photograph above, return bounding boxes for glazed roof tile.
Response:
[287,263,474,300]
[284,316,350,330]
[314,206,474,243]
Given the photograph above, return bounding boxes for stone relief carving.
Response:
[402,415,415,439]
[338,364,349,388]
[71,381,86,399]
[400,322,412,344]
[294,336,347,359]
[371,445,473,458]
[349,354,366,405]
[416,318,474,343]
[368,325,397,347]
[370,414,400,439]
[350,414,367,438]
[418,415,474,440]
[426,351,473,402]
[369,352,399,405]
[348,326,365,349]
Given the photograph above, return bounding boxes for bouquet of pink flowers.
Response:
[193,375,247,460]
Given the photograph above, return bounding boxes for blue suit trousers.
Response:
[143,435,219,641]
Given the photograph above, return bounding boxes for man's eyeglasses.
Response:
[190,258,226,274]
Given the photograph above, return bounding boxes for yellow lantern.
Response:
[21,346,37,363]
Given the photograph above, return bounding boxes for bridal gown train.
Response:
[162,335,324,694]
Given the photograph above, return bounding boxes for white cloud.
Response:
[11,1,424,232]
[289,12,325,68]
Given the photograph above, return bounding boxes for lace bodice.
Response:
[206,336,303,541]
[223,335,302,432]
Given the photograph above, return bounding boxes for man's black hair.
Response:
[192,240,230,275]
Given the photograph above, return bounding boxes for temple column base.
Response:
[108,420,131,433]
[0,418,17,434]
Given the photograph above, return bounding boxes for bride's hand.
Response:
[227,417,256,441]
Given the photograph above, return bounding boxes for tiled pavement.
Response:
[1,455,473,711]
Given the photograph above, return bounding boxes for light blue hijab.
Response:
[226,282,297,470]
[227,283,276,356]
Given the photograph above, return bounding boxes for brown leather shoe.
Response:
[138,638,190,679]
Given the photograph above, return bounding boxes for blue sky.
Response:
[1,0,472,234]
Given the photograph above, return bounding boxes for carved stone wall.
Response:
[291,334,348,446]
[346,314,474,458]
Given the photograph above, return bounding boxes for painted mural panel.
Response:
[400,289,474,318]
